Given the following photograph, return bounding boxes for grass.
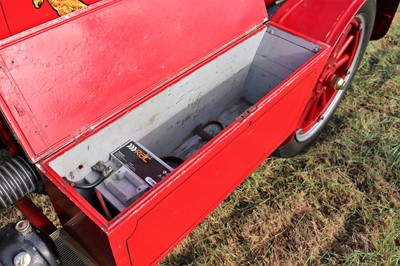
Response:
[0,9,399,266]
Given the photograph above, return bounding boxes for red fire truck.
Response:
[0,0,398,265]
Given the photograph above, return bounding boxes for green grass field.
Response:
[0,10,398,266]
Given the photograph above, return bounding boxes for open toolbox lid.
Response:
[0,0,267,163]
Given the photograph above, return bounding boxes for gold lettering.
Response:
[134,149,151,163]
[33,0,87,17]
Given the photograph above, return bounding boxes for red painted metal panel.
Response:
[126,74,321,266]
[0,0,266,162]
[272,0,365,45]
[0,0,100,35]
[1,0,57,35]
[0,3,10,39]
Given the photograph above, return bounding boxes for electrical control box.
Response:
[93,140,173,212]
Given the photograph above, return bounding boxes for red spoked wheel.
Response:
[296,17,364,141]
[276,0,376,158]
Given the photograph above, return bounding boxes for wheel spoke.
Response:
[333,24,352,59]
[319,88,328,107]
[335,54,350,70]
[335,35,354,60]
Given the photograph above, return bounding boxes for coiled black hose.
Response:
[0,156,39,210]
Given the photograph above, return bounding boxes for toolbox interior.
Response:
[48,26,320,215]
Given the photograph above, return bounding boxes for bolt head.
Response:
[335,77,347,90]
[14,252,31,266]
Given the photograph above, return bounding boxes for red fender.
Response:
[271,0,366,45]
[371,0,400,40]
[272,0,399,43]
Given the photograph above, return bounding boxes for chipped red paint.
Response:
[0,0,266,163]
